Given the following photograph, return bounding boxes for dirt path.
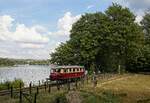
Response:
[97,75,132,87]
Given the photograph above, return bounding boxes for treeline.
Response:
[0,58,49,67]
[50,3,150,73]
[0,58,15,66]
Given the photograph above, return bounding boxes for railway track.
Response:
[0,74,115,96]
[0,80,79,96]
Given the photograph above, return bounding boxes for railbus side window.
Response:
[67,68,70,73]
[60,69,64,73]
[69,68,72,73]
[71,68,73,72]
[73,68,75,72]
[75,68,77,72]
[80,68,83,72]
[64,69,67,73]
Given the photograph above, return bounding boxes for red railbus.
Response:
[50,66,85,81]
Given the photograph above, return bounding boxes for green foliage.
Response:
[0,79,24,90]
[50,3,148,73]
[134,11,150,72]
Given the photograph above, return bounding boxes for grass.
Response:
[81,74,150,103]
[0,79,24,91]
[0,74,150,103]
[80,90,121,103]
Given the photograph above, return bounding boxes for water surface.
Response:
[0,65,50,86]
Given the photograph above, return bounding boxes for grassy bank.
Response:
[81,74,150,103]
[0,74,150,103]
[0,79,24,91]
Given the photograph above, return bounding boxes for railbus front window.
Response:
[51,69,56,73]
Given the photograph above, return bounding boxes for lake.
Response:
[0,65,50,86]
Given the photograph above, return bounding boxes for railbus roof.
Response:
[51,65,84,69]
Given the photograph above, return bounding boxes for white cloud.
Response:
[0,12,81,59]
[112,0,150,23]
[0,15,49,43]
[87,5,94,9]
[52,12,81,36]
[113,0,150,9]
[124,0,150,10]
[20,43,45,49]
[13,24,49,43]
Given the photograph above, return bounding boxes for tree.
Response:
[141,11,150,42]
[105,3,144,72]
[50,3,144,73]
[137,11,150,72]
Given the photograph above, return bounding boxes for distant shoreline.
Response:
[0,57,50,68]
[0,64,49,68]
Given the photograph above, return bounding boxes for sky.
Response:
[0,0,149,60]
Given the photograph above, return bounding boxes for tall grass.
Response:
[0,79,24,91]
[80,90,121,103]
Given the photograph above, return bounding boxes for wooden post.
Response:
[75,79,78,89]
[19,90,22,103]
[48,84,51,93]
[44,82,46,91]
[86,76,88,84]
[38,80,40,86]
[118,65,121,74]
[67,80,70,91]
[29,82,32,94]
[7,83,10,90]
[81,78,84,86]
[10,86,13,98]
[34,93,37,103]
[57,81,60,91]
[36,87,39,94]
[56,97,60,103]
[19,82,22,103]
[20,82,22,90]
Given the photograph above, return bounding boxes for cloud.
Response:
[51,12,81,36]
[0,15,49,43]
[124,0,150,10]
[113,0,150,9]
[0,12,81,59]
[87,5,94,9]
[13,24,49,43]
[20,43,45,49]
[112,0,150,23]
